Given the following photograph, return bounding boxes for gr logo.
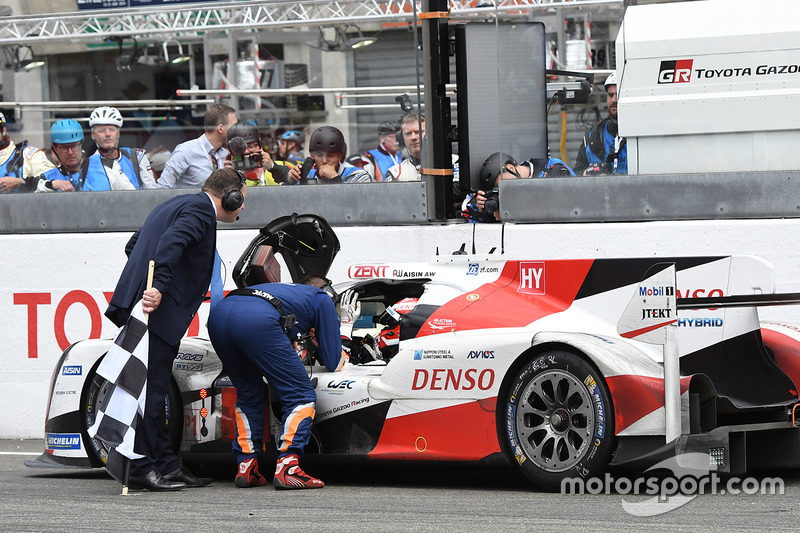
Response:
[518,262,545,294]
[658,59,693,84]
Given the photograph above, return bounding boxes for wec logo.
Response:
[658,59,694,84]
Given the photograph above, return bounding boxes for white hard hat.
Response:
[604,72,617,88]
[89,106,123,127]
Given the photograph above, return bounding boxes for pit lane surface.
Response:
[5,439,799,532]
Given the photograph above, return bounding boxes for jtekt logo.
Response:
[658,59,694,84]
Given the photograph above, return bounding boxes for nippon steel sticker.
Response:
[47,433,81,450]
[414,349,453,360]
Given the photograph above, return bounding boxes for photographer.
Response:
[462,152,574,222]
[573,72,627,175]
[226,122,289,185]
[207,276,351,490]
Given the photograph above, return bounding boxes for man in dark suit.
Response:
[105,167,246,491]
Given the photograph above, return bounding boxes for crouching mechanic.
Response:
[207,276,352,489]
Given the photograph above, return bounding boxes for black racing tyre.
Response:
[82,362,182,467]
[502,349,615,491]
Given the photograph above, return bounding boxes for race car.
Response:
[26,214,800,491]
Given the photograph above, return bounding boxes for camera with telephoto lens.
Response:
[232,152,262,171]
[586,161,611,175]
[483,187,500,214]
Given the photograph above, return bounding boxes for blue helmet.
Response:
[51,119,84,144]
[280,130,305,147]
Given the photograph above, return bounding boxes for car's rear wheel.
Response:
[82,362,182,467]
[502,349,615,491]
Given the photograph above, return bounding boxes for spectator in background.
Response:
[384,114,424,182]
[463,152,575,222]
[226,122,288,186]
[157,104,237,189]
[287,126,371,184]
[35,119,87,192]
[148,151,171,182]
[362,121,401,182]
[274,130,305,166]
[573,72,627,175]
[0,112,55,193]
[84,106,156,190]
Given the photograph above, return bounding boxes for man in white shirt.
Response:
[83,106,156,191]
[157,104,238,189]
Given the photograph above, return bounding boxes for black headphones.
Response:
[221,170,246,212]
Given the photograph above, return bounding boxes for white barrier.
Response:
[3,218,800,438]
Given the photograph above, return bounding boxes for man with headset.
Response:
[207,277,354,490]
[105,167,246,491]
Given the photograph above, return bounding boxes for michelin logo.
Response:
[47,433,81,450]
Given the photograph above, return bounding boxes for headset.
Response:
[221,170,246,212]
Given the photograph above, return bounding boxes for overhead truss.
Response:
[0,0,622,45]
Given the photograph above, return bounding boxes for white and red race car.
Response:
[26,214,800,490]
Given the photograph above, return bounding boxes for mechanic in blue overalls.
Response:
[207,276,352,489]
[83,106,156,191]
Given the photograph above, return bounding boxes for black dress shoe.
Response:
[128,470,186,492]
[163,466,213,488]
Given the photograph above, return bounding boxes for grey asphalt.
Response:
[3,439,800,532]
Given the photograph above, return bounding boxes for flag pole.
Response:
[121,259,155,496]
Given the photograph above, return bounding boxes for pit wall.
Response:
[3,218,800,438]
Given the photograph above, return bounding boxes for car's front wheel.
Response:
[82,362,182,467]
[502,349,615,491]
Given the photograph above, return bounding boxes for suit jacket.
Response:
[106,192,217,345]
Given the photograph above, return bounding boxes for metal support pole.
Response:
[664,325,681,443]
[421,0,454,222]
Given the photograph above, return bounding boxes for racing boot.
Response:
[273,454,325,490]
[235,457,267,488]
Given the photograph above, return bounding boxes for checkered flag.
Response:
[87,300,149,484]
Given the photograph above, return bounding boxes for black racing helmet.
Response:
[479,152,516,191]
[377,120,399,136]
[227,121,261,145]
[309,126,346,162]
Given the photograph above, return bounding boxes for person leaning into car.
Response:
[105,168,246,491]
[207,276,350,490]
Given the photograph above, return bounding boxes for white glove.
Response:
[339,289,361,339]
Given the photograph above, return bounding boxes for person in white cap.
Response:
[83,106,156,190]
[573,72,627,175]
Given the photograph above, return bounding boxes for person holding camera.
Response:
[573,72,627,176]
[207,276,352,490]
[462,152,574,222]
[225,122,289,185]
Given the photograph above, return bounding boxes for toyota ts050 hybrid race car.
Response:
[26,214,800,490]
